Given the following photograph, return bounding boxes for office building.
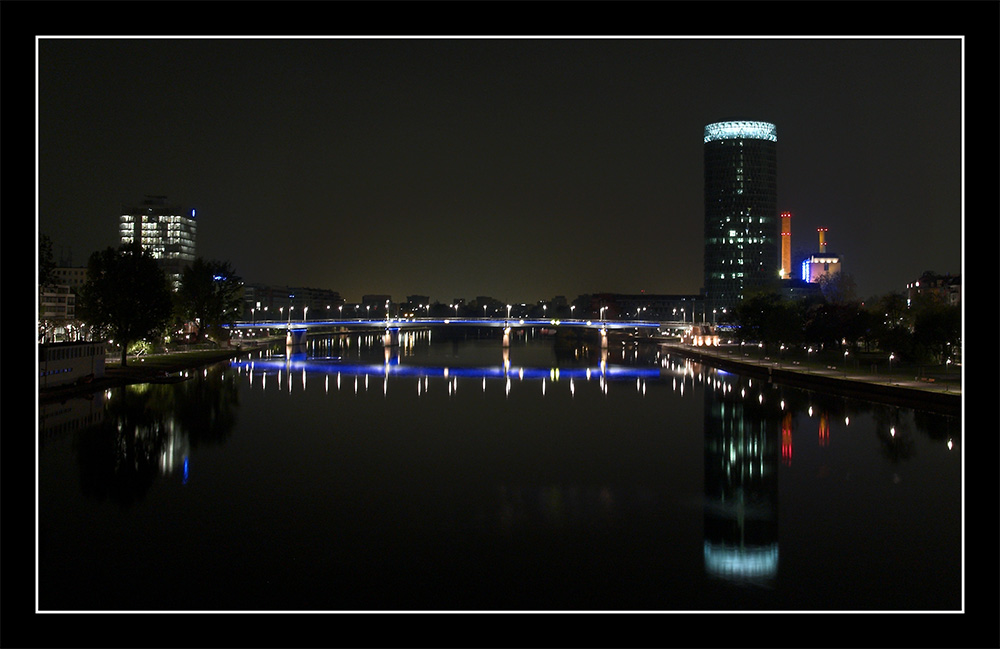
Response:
[703,120,779,310]
[119,195,196,290]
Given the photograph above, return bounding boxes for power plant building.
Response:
[800,227,842,284]
[703,121,780,310]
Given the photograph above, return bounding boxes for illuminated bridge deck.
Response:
[233,317,672,331]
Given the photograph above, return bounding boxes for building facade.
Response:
[906,271,961,307]
[243,283,345,322]
[39,340,106,388]
[120,195,197,290]
[703,121,780,310]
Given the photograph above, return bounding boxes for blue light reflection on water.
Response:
[230,357,663,381]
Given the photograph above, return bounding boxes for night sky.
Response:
[36,29,968,306]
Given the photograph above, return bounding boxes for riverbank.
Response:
[37,345,265,405]
[658,341,962,416]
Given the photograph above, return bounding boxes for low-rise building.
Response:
[39,340,106,388]
[906,272,961,307]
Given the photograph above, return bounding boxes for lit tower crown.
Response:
[817,227,828,254]
[780,211,792,280]
[703,120,779,310]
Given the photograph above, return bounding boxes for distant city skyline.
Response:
[36,34,965,305]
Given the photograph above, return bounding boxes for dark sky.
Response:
[37,33,965,305]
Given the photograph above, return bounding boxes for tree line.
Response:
[726,273,961,365]
[40,236,244,366]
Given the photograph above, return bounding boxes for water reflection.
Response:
[703,373,781,585]
[40,362,240,506]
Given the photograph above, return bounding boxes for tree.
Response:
[77,243,174,366]
[39,234,57,291]
[819,271,858,305]
[865,291,914,358]
[732,291,803,350]
[912,302,961,363]
[174,258,244,344]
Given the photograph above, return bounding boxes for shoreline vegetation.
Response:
[39,334,961,415]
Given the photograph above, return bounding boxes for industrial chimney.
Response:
[780,212,792,279]
[817,227,828,254]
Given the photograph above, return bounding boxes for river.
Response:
[37,328,962,612]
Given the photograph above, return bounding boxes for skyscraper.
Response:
[703,121,779,310]
[119,195,197,290]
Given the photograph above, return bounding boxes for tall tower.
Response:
[703,120,779,310]
[120,195,197,290]
[780,211,792,280]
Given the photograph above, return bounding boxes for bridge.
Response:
[230,317,685,349]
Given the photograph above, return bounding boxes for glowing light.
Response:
[704,120,777,143]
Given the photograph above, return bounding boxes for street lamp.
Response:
[303,306,308,322]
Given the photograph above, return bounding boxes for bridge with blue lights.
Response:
[233,317,670,331]
[231,316,687,348]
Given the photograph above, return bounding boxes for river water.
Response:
[37,329,962,612]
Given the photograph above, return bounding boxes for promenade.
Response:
[658,341,961,415]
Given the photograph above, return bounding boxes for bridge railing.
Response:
[231,317,691,331]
